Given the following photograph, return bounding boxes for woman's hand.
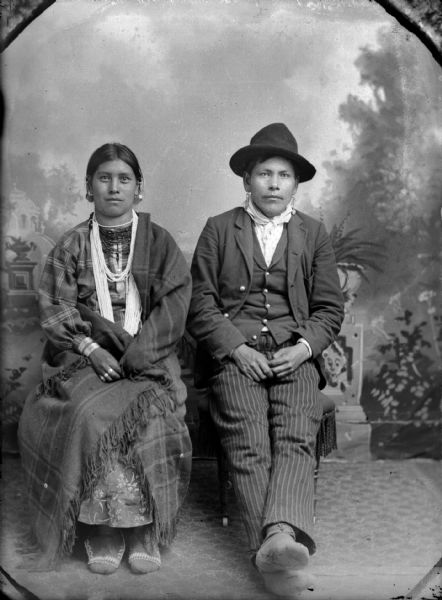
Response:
[88,347,122,383]
[268,344,310,379]
[231,344,273,382]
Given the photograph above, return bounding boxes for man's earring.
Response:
[86,190,93,202]
[136,192,143,202]
[245,191,251,203]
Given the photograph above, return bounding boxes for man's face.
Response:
[244,156,298,218]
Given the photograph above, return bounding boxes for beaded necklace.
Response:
[90,211,141,335]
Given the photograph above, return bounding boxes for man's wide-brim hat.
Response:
[229,122,316,183]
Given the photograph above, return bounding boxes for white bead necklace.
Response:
[90,210,141,335]
[91,212,138,283]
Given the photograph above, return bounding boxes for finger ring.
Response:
[100,375,105,382]
[107,368,113,374]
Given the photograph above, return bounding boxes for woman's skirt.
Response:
[18,353,192,570]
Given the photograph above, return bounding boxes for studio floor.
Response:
[1,453,441,600]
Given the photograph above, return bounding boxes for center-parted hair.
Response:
[86,143,143,183]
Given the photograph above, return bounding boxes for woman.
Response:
[18,143,192,575]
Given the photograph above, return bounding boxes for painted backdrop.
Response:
[1,0,441,458]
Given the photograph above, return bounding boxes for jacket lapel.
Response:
[287,212,306,283]
[234,210,254,278]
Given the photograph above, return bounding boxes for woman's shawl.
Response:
[18,214,192,570]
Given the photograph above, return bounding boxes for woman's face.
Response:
[89,159,139,225]
[244,156,298,218]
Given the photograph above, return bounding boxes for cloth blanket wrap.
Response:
[18,214,192,570]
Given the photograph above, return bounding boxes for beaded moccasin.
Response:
[84,529,125,575]
[127,526,161,575]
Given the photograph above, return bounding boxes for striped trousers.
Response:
[209,334,321,554]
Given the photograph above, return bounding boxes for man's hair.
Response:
[244,155,299,182]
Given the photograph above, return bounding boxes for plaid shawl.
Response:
[18,214,192,570]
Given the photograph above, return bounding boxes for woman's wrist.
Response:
[77,336,100,357]
[83,342,100,357]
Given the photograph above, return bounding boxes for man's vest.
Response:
[231,227,298,346]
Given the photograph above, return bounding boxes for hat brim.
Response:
[229,145,316,182]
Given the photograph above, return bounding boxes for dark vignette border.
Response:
[0,0,441,65]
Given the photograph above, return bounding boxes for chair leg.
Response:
[313,457,320,524]
[217,447,231,526]
[314,405,337,524]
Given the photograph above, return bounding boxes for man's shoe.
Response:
[127,526,161,574]
[256,523,309,573]
[261,569,315,598]
[84,528,125,575]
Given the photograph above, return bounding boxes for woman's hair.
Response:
[86,143,143,183]
[244,154,299,182]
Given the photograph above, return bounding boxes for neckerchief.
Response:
[243,196,295,266]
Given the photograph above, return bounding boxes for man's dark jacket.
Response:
[187,207,345,388]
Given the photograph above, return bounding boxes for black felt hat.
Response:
[229,122,316,182]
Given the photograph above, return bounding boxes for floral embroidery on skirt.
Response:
[78,460,152,527]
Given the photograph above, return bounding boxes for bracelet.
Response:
[83,342,100,357]
[77,337,94,355]
[77,337,100,357]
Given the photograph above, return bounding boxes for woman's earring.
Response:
[135,181,144,202]
[245,191,251,203]
[86,190,93,202]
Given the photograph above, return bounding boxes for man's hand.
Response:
[231,344,274,381]
[88,347,122,383]
[268,344,310,379]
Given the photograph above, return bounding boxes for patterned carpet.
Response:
[1,454,441,600]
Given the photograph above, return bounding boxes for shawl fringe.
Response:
[58,385,181,559]
[35,357,88,401]
[20,382,187,572]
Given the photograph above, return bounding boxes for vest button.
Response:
[265,271,270,276]
[262,318,268,324]
[223,313,229,318]
[266,303,271,309]
[239,285,246,292]
[263,288,268,293]
[252,335,257,340]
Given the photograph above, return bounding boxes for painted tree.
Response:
[321,26,442,458]
[322,26,441,299]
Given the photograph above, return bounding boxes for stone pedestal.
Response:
[321,313,371,461]
[5,260,38,308]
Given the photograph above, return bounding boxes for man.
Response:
[187,123,344,597]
